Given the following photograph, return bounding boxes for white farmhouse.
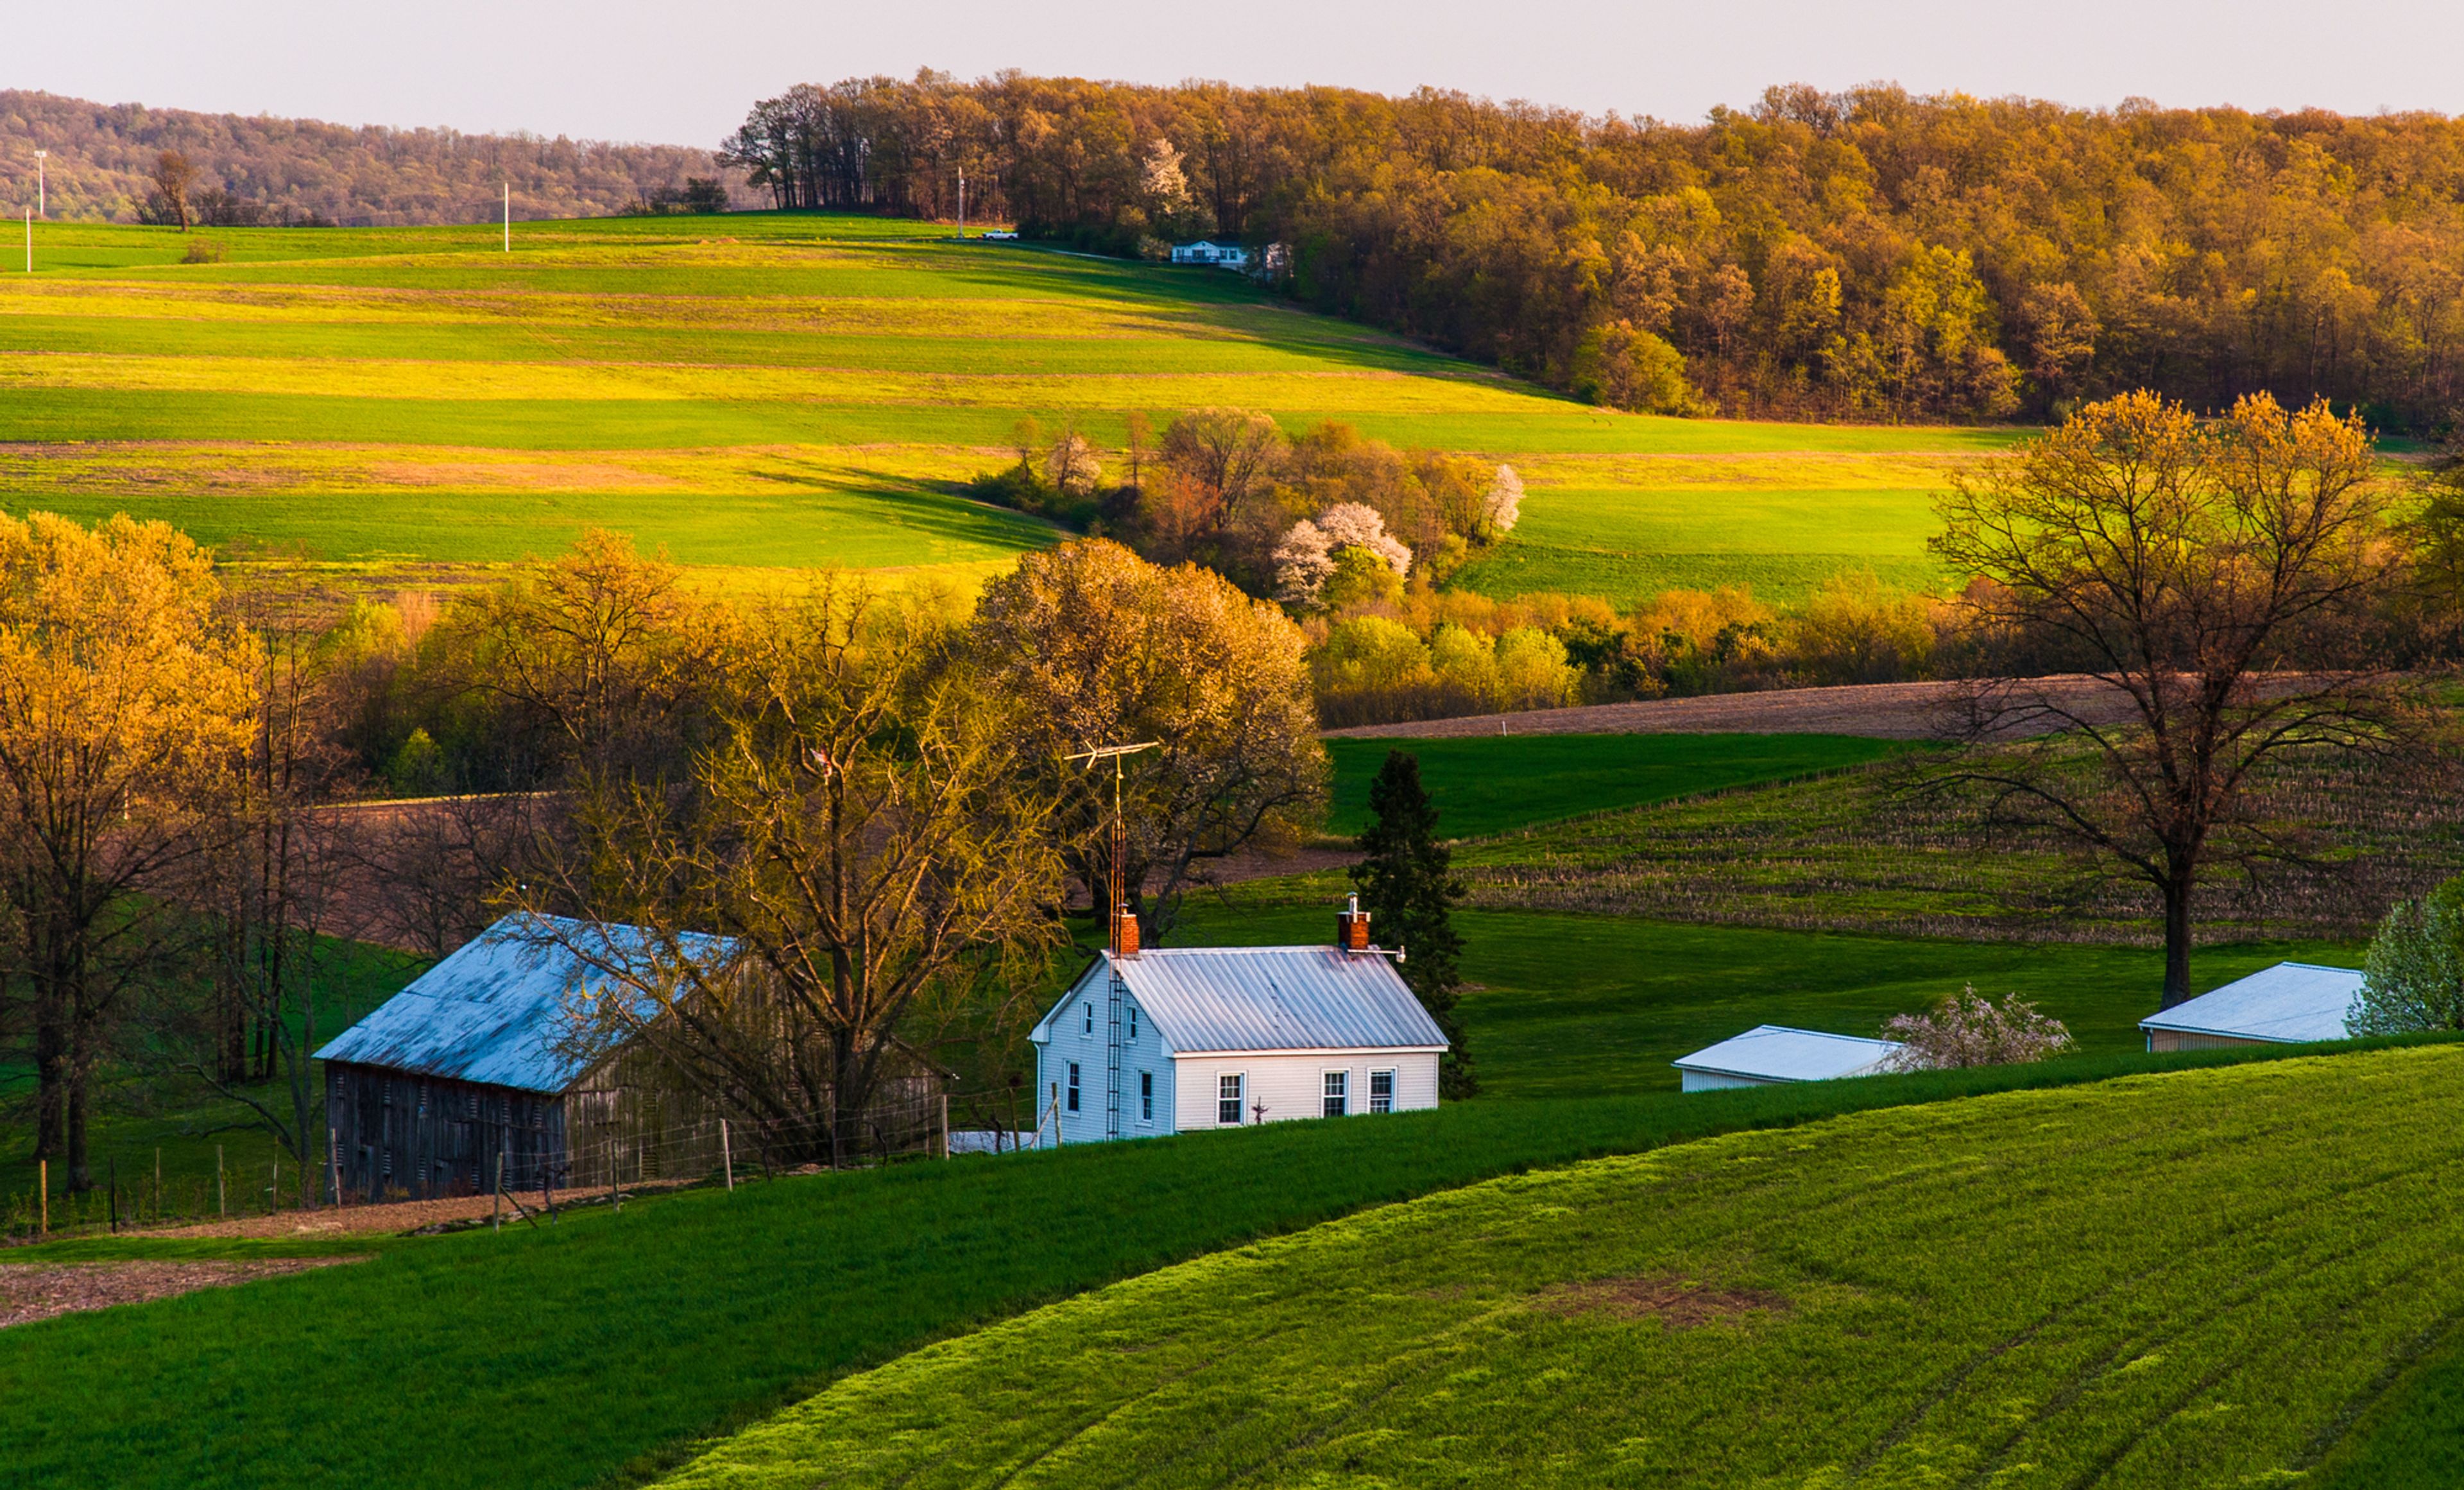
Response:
[1169,239,1251,269]
[2137,961,2365,1050]
[1671,1025,1904,1092]
[1029,902,1446,1142]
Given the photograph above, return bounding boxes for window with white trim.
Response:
[1083,1000,1094,1036]
[1067,1061,1081,1112]
[1322,1070,1349,1118]
[1369,1069,1395,1114]
[1128,1004,1139,1040]
[1140,1070,1154,1122]
[1218,1073,1244,1125]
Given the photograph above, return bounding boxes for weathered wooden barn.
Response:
[315,914,738,1201]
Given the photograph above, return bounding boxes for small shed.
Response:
[316,913,737,1202]
[2138,961,2365,1051]
[1170,239,1251,269]
[1029,905,1445,1143]
[1672,1025,1904,1092]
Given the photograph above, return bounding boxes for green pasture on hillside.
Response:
[655,1045,2464,1490]
[1322,731,1912,839]
[0,214,2010,595]
[1174,907,2356,1099]
[0,1036,2433,1490]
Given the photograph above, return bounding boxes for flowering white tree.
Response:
[1882,986,2075,1070]
[1481,465,1523,537]
[1045,433,1101,497]
[1274,502,1411,609]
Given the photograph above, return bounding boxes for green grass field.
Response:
[1,1036,2431,1490]
[652,1043,2464,1489]
[1322,732,1914,839]
[0,214,2006,597]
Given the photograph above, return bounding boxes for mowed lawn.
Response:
[1322,731,1913,839]
[653,1045,2464,1490]
[1,214,2011,594]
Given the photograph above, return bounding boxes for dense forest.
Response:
[0,90,734,226]
[724,73,2464,427]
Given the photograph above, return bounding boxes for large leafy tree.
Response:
[1931,391,2408,1007]
[0,513,260,1189]
[1351,750,1474,1098]
[969,539,1326,942]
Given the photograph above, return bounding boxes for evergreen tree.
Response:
[1351,749,1475,1096]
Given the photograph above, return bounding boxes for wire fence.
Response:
[4,1092,986,1243]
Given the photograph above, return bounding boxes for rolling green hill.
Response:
[653,1044,2464,1489]
[0,214,2005,597]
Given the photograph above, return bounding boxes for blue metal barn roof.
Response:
[1033,946,1448,1055]
[2138,961,2365,1045]
[314,914,736,1093]
[1672,1025,1905,1084]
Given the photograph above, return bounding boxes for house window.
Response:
[1128,1004,1139,1040]
[1067,1062,1081,1113]
[1140,1071,1154,1122]
[1218,1073,1244,1126]
[1083,1000,1094,1036]
[1323,1070,1349,1118]
[1370,1070,1395,1114]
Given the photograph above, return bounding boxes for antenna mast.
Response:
[1065,741,1159,1142]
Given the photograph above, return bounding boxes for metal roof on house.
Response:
[2138,961,2363,1045]
[1032,946,1448,1055]
[1671,1025,1904,1084]
[314,914,736,1093]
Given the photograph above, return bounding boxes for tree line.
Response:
[723,73,2464,427]
[2,89,734,226]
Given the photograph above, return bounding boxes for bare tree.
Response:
[151,151,197,232]
[526,581,1066,1164]
[1929,391,2410,1006]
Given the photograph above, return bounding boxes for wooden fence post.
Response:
[940,1094,950,1160]
[328,1125,342,1209]
[721,1118,733,1192]
[493,1131,506,1234]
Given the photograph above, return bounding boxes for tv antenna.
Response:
[1066,741,1158,1141]
[1064,741,1158,955]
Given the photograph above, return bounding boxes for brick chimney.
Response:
[1337,893,1371,953]
[1111,905,1140,957]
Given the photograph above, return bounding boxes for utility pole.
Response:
[22,210,28,274]
[33,150,46,217]
[502,183,509,252]
[956,169,964,239]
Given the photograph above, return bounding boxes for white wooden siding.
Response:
[1039,986,1177,1143]
[1174,1052,1438,1130]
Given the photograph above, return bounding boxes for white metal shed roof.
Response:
[2137,961,2363,1045]
[1671,1025,1904,1084]
[1032,946,1448,1055]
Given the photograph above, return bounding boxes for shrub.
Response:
[1883,986,2075,1070]
[2350,877,2464,1034]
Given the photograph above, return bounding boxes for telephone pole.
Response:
[33,150,46,217]
[502,183,509,252]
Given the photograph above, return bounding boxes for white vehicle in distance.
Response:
[979,229,1020,241]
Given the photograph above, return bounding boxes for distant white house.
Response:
[1028,901,1445,1143]
[1672,1025,1904,1093]
[2138,961,2365,1051]
[1170,239,1250,269]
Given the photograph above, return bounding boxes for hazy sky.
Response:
[12,0,2463,147]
